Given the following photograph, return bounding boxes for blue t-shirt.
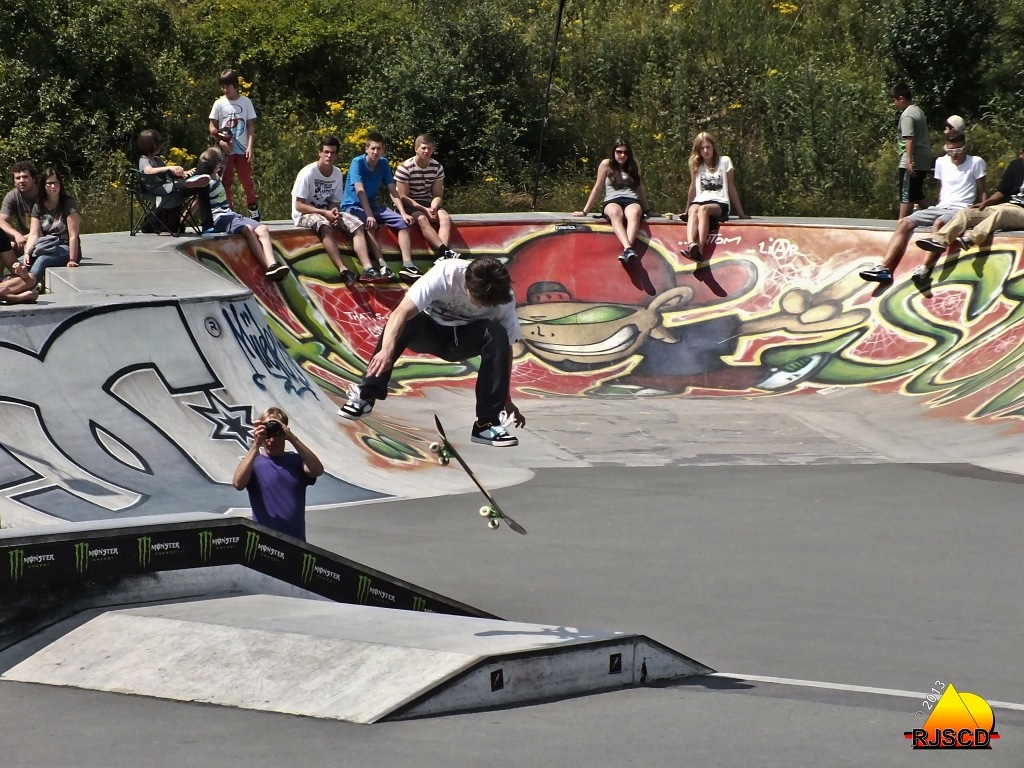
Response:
[341,155,395,209]
[246,452,315,541]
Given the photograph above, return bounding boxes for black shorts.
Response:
[899,168,926,205]
[603,197,642,214]
[0,229,10,253]
[690,200,730,221]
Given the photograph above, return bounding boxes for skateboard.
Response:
[430,414,527,535]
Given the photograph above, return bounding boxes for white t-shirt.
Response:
[406,259,522,343]
[291,162,344,225]
[934,154,986,209]
[693,155,734,206]
[209,95,257,156]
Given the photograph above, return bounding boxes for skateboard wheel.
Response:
[487,519,500,530]
[429,442,441,454]
[479,505,492,517]
[439,456,449,466]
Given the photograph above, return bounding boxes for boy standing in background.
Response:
[889,82,932,220]
[209,69,260,221]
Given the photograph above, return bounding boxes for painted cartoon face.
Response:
[516,284,666,368]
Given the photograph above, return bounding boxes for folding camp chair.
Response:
[126,167,203,237]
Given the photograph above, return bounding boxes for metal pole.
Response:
[531,0,569,211]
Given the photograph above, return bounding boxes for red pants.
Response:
[223,154,258,209]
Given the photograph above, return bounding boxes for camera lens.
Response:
[265,421,282,437]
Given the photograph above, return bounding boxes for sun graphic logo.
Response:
[905,682,1000,748]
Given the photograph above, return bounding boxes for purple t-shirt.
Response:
[246,452,315,540]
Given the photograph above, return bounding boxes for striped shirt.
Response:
[395,157,445,204]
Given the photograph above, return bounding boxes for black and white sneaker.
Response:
[265,263,290,282]
[339,394,374,420]
[340,268,356,286]
[360,267,386,282]
[915,237,946,253]
[399,263,423,280]
[471,421,518,447]
[248,206,261,222]
[911,266,932,287]
[859,264,893,282]
[378,264,396,280]
[955,235,974,250]
[442,248,462,259]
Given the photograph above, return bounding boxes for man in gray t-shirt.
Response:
[0,161,39,255]
[890,82,932,220]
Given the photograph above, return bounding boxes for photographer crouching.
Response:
[232,407,324,541]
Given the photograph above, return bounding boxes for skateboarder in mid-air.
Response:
[338,257,526,446]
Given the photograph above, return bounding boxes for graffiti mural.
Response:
[0,299,382,526]
[184,218,1024,429]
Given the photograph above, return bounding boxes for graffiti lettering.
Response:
[222,301,315,399]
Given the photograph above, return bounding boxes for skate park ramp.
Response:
[183,213,1024,476]
[5,213,1024,522]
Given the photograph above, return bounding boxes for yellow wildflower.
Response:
[669,2,684,12]
[729,102,743,110]
[772,1,798,14]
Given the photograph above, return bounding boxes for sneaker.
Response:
[360,267,385,282]
[911,266,931,287]
[955,235,973,250]
[248,206,261,222]
[915,237,946,253]
[378,265,396,280]
[399,263,423,280]
[859,264,893,282]
[618,247,637,264]
[471,421,519,447]
[688,242,702,260]
[442,248,462,260]
[340,268,357,286]
[265,263,290,282]
[339,394,374,420]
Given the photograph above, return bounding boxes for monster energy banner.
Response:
[0,518,491,619]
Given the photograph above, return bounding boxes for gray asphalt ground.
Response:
[3,228,1022,765]
[2,460,1022,766]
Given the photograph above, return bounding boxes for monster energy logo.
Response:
[9,549,24,582]
[137,536,179,567]
[74,542,89,575]
[138,536,152,568]
[301,554,316,584]
[199,531,213,562]
[412,596,427,612]
[8,549,55,582]
[356,575,371,604]
[244,531,260,562]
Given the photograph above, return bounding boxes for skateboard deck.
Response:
[430,414,527,535]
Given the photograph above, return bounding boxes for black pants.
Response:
[361,313,510,423]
